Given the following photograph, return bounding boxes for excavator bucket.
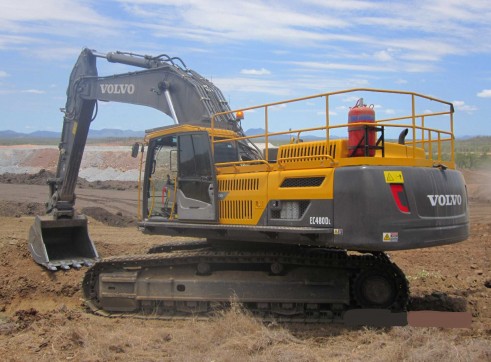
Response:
[28,215,99,271]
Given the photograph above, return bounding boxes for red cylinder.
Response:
[348,98,376,157]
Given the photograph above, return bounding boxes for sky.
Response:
[1,0,491,137]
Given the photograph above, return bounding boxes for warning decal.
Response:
[384,171,404,184]
[383,232,399,242]
[334,228,343,235]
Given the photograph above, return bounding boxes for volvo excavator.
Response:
[28,48,469,323]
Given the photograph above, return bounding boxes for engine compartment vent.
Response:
[280,177,325,188]
[277,141,337,164]
[220,200,253,220]
[219,178,259,191]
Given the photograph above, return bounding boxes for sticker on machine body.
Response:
[384,171,404,184]
[383,232,399,242]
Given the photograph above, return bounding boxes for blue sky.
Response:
[1,0,490,137]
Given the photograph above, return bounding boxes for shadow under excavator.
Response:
[409,292,468,312]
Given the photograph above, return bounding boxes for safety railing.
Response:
[211,88,455,168]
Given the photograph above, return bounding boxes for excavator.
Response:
[28,48,469,322]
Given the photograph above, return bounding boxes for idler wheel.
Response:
[196,262,211,275]
[270,262,284,275]
[353,269,397,309]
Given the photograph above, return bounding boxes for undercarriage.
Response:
[82,242,409,323]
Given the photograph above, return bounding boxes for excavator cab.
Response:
[143,129,219,222]
[28,215,98,271]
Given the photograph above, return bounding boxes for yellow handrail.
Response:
[211,88,455,167]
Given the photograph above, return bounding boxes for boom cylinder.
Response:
[94,51,159,69]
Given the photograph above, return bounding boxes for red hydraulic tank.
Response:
[348,98,376,157]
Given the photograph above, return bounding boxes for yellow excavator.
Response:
[28,49,469,323]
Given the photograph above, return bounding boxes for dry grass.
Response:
[2,302,490,362]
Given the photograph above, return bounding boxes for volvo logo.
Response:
[100,84,135,94]
[427,194,462,207]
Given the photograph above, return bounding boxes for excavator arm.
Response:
[29,48,237,270]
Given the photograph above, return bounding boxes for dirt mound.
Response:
[77,178,138,191]
[0,201,136,227]
[0,169,54,186]
[80,207,136,227]
[0,201,45,217]
[0,169,138,190]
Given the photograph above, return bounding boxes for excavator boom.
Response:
[29,48,238,270]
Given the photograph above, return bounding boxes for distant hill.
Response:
[0,128,481,141]
[0,129,145,139]
[244,128,266,136]
[245,128,339,141]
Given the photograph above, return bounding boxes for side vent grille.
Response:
[220,200,253,220]
[278,141,337,163]
[330,143,336,159]
[280,177,325,188]
[219,178,259,191]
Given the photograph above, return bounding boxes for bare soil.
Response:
[0,168,489,361]
[0,170,138,191]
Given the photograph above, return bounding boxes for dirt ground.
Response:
[0,169,489,361]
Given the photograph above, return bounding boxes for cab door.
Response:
[176,132,217,221]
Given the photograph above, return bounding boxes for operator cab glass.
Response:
[144,135,178,219]
[144,132,243,222]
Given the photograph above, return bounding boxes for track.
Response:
[82,244,409,323]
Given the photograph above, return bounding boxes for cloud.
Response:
[270,104,287,111]
[373,49,395,62]
[453,100,478,112]
[477,89,491,98]
[2,0,489,76]
[343,96,361,103]
[0,71,8,78]
[240,68,271,76]
[289,61,391,73]
[117,0,491,67]
[0,0,120,48]
[21,89,46,94]
[316,110,338,116]
[29,47,83,61]
[303,0,379,11]
[120,0,353,46]
[0,0,113,26]
[0,34,38,49]
[213,77,291,96]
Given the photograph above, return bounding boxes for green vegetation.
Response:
[406,269,442,281]
[454,136,491,169]
[0,137,59,146]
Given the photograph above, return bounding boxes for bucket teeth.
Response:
[84,260,94,267]
[47,263,58,271]
[28,215,99,271]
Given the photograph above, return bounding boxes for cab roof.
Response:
[144,124,239,142]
